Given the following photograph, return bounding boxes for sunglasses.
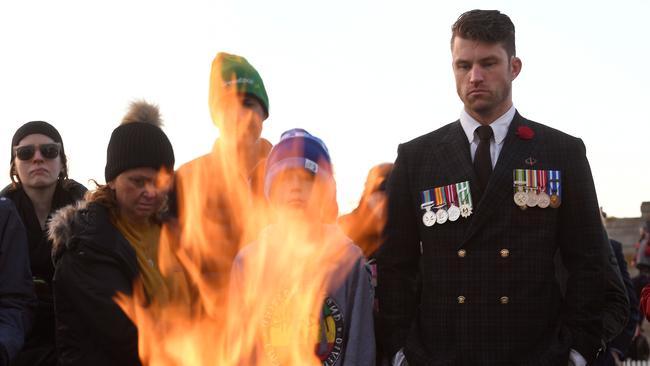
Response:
[13,143,61,161]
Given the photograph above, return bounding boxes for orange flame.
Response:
[115,57,357,366]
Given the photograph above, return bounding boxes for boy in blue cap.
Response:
[230,129,375,366]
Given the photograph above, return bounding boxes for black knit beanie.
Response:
[104,101,175,182]
[11,121,65,162]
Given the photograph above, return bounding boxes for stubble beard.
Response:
[465,82,512,122]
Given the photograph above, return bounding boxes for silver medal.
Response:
[422,209,436,227]
[537,191,550,208]
[526,190,538,207]
[436,209,448,224]
[513,191,528,207]
[447,204,461,221]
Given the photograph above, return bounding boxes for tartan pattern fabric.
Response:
[376,112,606,366]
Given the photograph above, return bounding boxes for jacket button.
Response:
[457,296,466,304]
[500,249,510,258]
[500,296,509,304]
[457,249,466,258]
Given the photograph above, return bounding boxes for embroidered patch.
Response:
[316,297,344,365]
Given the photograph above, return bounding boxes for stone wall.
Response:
[604,201,649,265]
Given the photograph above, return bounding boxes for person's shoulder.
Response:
[609,239,623,253]
[0,196,20,222]
[403,121,458,147]
[177,152,211,173]
[0,196,15,210]
[49,201,116,263]
[234,239,259,263]
[323,224,364,259]
[519,115,583,148]
[337,210,357,234]
[0,183,17,198]
[60,179,89,200]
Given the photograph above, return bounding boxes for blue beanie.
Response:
[264,129,333,198]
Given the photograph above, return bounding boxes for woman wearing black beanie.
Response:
[1,121,86,366]
[49,101,186,366]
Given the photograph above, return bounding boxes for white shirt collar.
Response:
[459,105,516,145]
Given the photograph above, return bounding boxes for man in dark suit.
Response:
[376,9,606,366]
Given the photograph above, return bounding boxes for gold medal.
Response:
[549,194,561,208]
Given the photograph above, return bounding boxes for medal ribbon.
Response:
[444,184,457,206]
[537,169,547,193]
[549,170,561,197]
[514,169,526,192]
[434,187,447,209]
[420,189,434,208]
[525,169,537,192]
[456,181,473,207]
[531,169,537,192]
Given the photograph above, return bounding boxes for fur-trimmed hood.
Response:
[48,200,92,263]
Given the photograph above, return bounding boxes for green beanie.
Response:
[210,52,269,119]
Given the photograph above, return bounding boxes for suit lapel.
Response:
[431,121,478,192]
[459,112,538,247]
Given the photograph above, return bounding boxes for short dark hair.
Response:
[451,9,516,58]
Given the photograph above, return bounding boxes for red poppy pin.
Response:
[516,126,535,140]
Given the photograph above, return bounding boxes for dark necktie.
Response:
[473,125,494,195]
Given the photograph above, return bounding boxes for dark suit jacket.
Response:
[606,240,638,356]
[376,112,606,366]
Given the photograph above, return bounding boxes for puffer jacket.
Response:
[49,201,141,366]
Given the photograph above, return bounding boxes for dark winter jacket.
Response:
[0,179,86,353]
[0,197,36,366]
[49,201,141,366]
[608,240,638,351]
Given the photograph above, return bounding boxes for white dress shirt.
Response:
[459,105,516,167]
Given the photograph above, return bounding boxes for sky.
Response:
[1,0,648,218]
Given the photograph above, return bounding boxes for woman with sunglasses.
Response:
[49,101,187,366]
[0,121,86,366]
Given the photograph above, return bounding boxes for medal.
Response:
[526,190,538,207]
[538,192,551,208]
[514,192,528,206]
[513,169,528,207]
[434,187,448,224]
[445,184,461,221]
[537,170,550,208]
[422,207,436,227]
[420,189,436,226]
[525,169,538,207]
[447,205,461,221]
[456,181,473,218]
[549,194,561,208]
[460,203,473,217]
[548,170,562,208]
[436,209,448,224]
